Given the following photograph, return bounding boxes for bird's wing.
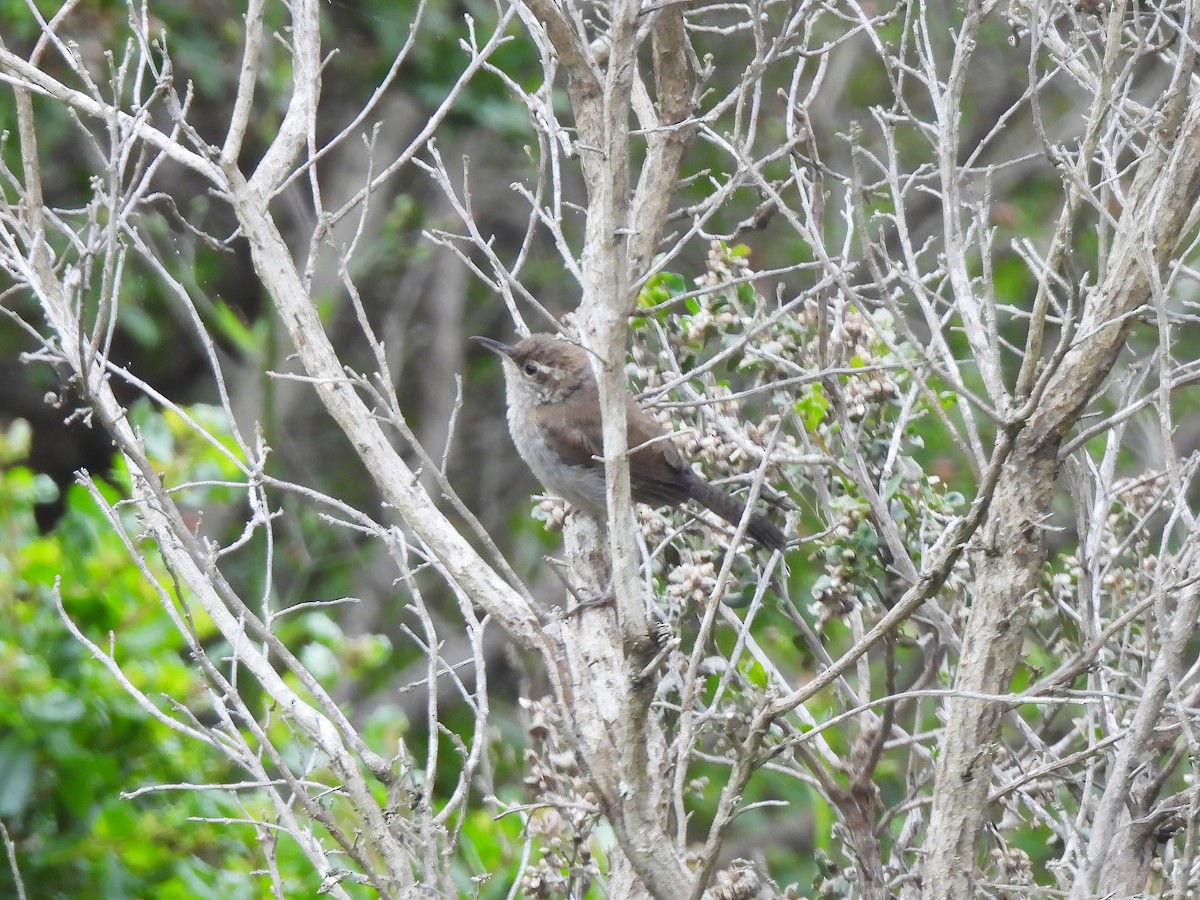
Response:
[537,391,693,504]
[626,397,694,504]
[535,395,605,470]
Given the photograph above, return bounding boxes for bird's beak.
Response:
[470,335,516,358]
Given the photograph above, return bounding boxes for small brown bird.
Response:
[472,333,787,552]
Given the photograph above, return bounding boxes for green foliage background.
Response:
[0,419,276,898]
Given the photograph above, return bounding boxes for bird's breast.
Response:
[506,397,606,513]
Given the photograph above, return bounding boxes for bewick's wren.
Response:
[472,333,787,552]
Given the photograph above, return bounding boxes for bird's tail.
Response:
[686,477,787,552]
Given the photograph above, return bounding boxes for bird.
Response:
[472,333,787,552]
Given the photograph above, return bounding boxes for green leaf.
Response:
[636,271,687,314]
[0,419,32,464]
[25,688,86,724]
[208,298,265,357]
[299,642,339,680]
[795,384,829,431]
[0,736,35,816]
[722,584,756,608]
[883,472,903,500]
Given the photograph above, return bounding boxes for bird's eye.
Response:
[523,362,538,376]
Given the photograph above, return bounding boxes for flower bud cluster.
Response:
[695,238,752,292]
[519,698,602,896]
[1045,471,1170,638]
[666,549,717,608]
